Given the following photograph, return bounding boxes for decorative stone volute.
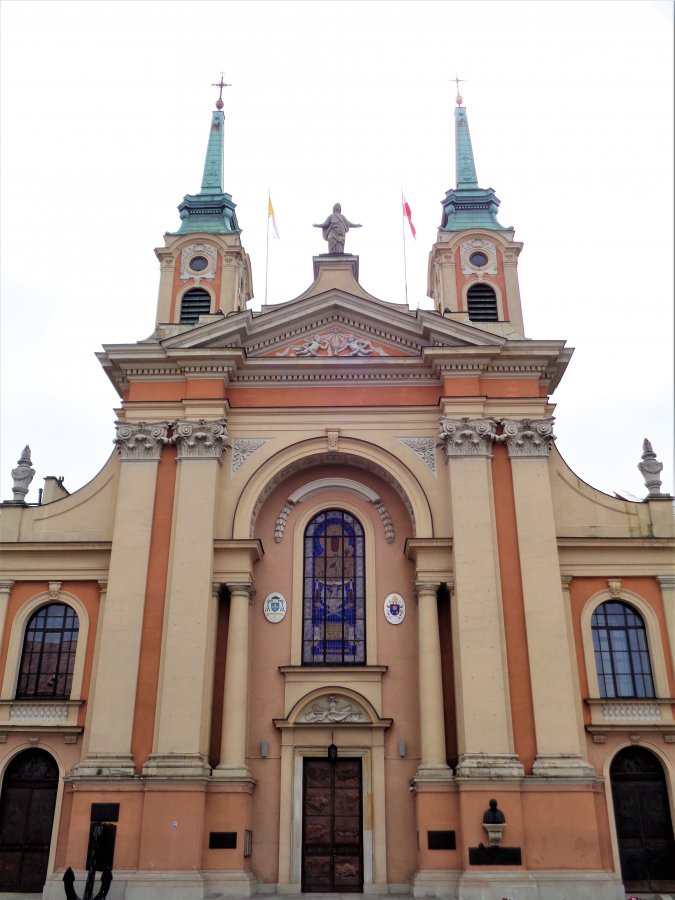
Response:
[438,417,497,457]
[114,421,171,460]
[638,438,665,496]
[11,445,35,502]
[173,419,228,460]
[499,417,556,457]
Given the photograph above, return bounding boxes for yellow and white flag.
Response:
[268,195,280,239]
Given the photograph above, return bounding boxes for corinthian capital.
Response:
[500,418,556,458]
[173,419,228,460]
[438,417,497,458]
[114,421,171,460]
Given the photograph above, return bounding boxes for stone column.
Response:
[215,581,254,779]
[657,575,675,676]
[438,417,522,779]
[503,419,594,777]
[75,422,170,776]
[0,581,15,652]
[143,419,227,778]
[415,581,451,775]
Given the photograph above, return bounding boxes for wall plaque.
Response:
[263,592,287,623]
[384,593,406,624]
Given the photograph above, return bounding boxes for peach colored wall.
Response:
[416,789,461,873]
[520,789,604,870]
[246,463,419,883]
[65,788,143,871]
[491,445,537,772]
[138,790,205,870]
[131,446,177,771]
[203,790,253,870]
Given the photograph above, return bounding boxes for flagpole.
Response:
[401,189,409,306]
[265,189,271,305]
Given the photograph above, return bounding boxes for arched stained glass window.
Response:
[303,510,365,665]
[17,603,79,699]
[591,601,655,698]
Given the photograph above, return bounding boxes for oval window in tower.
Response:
[189,255,209,272]
[469,250,488,268]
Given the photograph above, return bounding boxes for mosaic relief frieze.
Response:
[173,419,228,460]
[274,329,388,358]
[299,694,368,723]
[374,500,395,544]
[231,438,270,475]
[114,421,172,460]
[398,437,437,475]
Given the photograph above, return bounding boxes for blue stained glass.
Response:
[302,509,365,665]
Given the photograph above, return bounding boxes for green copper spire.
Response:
[169,89,241,235]
[439,95,509,232]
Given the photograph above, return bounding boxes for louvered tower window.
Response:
[467,283,498,322]
[180,288,211,324]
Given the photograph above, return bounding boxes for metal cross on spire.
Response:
[212,73,232,109]
[452,73,465,106]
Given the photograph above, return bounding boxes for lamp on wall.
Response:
[328,731,338,761]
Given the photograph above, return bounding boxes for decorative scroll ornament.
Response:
[274,500,295,543]
[608,579,622,598]
[299,694,367,723]
[374,500,395,543]
[48,582,62,600]
[180,241,217,281]
[231,438,270,475]
[460,238,498,278]
[499,418,556,457]
[114,421,171,460]
[173,419,228,460]
[11,445,35,502]
[638,438,665,496]
[438,417,497,457]
[398,437,437,475]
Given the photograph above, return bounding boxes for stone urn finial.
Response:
[11,445,35,503]
[638,438,664,497]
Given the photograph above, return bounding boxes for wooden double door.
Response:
[302,758,363,892]
[611,746,675,891]
[0,749,59,893]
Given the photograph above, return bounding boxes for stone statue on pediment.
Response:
[314,203,361,254]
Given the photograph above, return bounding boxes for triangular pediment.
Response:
[159,289,507,357]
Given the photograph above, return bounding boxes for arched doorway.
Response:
[610,746,675,891]
[0,748,59,892]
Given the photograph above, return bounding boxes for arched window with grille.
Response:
[17,603,79,699]
[467,283,498,322]
[591,601,655,698]
[303,509,365,665]
[180,288,211,324]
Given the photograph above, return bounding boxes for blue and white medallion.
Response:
[384,592,406,625]
[263,591,287,624]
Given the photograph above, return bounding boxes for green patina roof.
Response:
[440,105,510,232]
[169,109,241,235]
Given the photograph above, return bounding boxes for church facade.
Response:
[1,93,674,900]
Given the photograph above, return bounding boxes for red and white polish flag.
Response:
[402,193,416,238]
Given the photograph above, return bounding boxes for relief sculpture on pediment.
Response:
[275,329,388,358]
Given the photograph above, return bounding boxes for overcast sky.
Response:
[1,0,673,504]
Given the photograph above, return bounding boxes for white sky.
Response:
[1,0,673,503]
